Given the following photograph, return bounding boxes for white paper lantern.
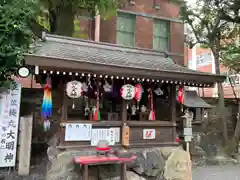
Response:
[120,84,135,100]
[66,80,83,98]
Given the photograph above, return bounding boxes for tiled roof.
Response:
[25,34,225,85]
[183,91,213,108]
[30,34,209,75]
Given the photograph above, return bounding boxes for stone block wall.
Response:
[46,147,192,180]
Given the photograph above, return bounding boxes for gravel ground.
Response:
[0,155,47,180]
[193,164,240,180]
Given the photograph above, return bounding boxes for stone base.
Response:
[46,146,192,180]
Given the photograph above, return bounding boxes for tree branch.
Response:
[190,13,211,35]
[29,19,49,38]
[185,17,209,47]
[220,14,240,24]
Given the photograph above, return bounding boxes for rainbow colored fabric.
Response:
[41,80,52,119]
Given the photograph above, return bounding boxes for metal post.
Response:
[183,108,192,152]
[186,142,190,152]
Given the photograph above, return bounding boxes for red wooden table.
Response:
[73,155,136,180]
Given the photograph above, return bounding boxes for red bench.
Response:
[73,155,136,180]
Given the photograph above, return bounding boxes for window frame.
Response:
[153,19,170,51]
[116,12,136,47]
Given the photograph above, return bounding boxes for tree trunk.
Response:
[49,4,75,36]
[212,46,228,144]
[229,76,240,147]
[233,101,240,141]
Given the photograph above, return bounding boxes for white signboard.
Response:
[65,123,92,141]
[184,136,192,142]
[0,83,21,167]
[183,128,192,136]
[91,128,117,146]
[110,127,120,143]
[143,129,156,139]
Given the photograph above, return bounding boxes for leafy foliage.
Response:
[171,0,240,73]
[221,44,240,73]
[218,0,240,24]
[174,0,234,49]
[0,0,39,87]
[39,0,125,36]
[170,0,240,144]
[41,0,123,15]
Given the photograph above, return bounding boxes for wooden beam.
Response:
[169,85,176,142]
[61,81,68,121]
[25,55,225,85]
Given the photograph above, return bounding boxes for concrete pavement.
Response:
[193,165,240,180]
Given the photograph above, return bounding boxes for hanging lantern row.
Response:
[39,69,212,87]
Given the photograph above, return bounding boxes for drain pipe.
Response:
[94,6,100,42]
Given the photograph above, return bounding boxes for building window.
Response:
[153,19,170,51]
[116,13,136,47]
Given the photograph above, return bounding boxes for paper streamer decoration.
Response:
[178,87,184,104]
[120,84,135,100]
[135,84,144,101]
[41,76,52,120]
[154,87,164,96]
[103,81,113,92]
[93,104,101,121]
[148,89,155,120]
[93,83,101,121]
[43,119,51,131]
[149,110,156,120]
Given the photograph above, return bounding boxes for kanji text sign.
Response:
[0,83,21,167]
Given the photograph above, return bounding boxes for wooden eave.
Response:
[25,54,225,87]
[24,34,226,87]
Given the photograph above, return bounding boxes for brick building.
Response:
[185,45,240,98]
[18,0,184,87]
[99,0,184,64]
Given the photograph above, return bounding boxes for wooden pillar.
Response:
[121,100,127,123]
[120,163,127,180]
[169,85,176,142]
[59,79,68,146]
[121,80,130,147]
[121,80,127,123]
[61,80,68,121]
